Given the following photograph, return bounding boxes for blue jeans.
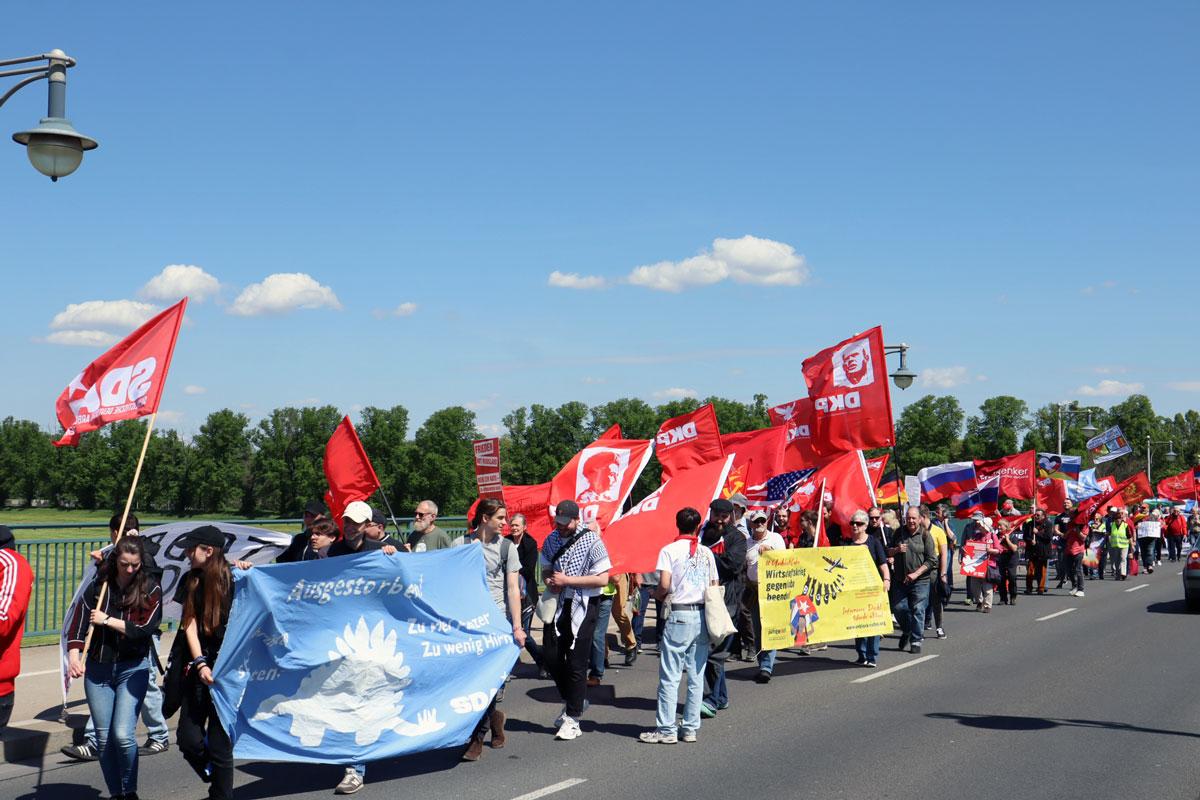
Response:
[891,580,930,646]
[589,595,614,678]
[855,636,880,662]
[655,608,709,735]
[520,604,544,664]
[632,585,664,647]
[84,659,149,797]
[757,648,777,675]
[85,641,168,747]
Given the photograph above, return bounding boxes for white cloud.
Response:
[582,376,607,385]
[628,235,809,292]
[50,300,159,331]
[140,264,220,302]
[373,301,418,319]
[228,273,342,316]
[183,385,207,395]
[42,330,120,347]
[465,394,499,411]
[548,271,607,290]
[653,387,698,399]
[1092,365,1128,375]
[919,366,972,389]
[156,410,185,424]
[477,423,504,436]
[1167,381,1200,392]
[1076,379,1144,397]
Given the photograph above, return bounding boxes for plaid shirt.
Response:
[66,577,162,664]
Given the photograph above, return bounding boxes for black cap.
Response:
[709,498,734,514]
[0,525,13,550]
[554,500,580,526]
[371,508,387,525]
[180,525,227,551]
[304,500,328,517]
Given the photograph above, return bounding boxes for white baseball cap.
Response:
[343,501,373,524]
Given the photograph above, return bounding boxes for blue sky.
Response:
[2,3,1197,437]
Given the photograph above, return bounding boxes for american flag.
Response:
[746,469,816,507]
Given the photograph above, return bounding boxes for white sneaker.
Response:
[638,729,678,744]
[1076,591,1084,597]
[335,768,364,795]
[680,730,697,743]
[1068,589,1079,596]
[553,700,588,728]
[555,717,582,741]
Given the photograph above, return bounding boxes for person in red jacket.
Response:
[0,525,35,736]
[1164,506,1188,563]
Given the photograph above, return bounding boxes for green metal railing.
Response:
[11,516,469,640]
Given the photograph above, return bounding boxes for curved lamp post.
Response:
[1,49,97,180]
[1053,404,1100,455]
[885,343,916,390]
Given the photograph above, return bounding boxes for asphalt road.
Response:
[4,566,1198,800]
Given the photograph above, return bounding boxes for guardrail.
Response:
[11,516,470,640]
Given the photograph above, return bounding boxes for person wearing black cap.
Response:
[0,526,33,739]
[174,525,237,800]
[699,498,746,718]
[276,500,329,563]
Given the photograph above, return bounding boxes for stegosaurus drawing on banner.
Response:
[252,616,445,746]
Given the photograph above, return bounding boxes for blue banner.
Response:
[211,548,518,763]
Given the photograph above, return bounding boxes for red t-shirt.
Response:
[1065,529,1087,556]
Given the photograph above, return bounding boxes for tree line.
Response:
[0,393,1195,517]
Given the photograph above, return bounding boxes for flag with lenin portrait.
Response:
[801,326,895,456]
[549,437,653,531]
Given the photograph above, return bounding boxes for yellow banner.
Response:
[757,546,892,648]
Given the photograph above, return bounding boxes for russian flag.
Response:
[952,476,1000,519]
[917,461,977,503]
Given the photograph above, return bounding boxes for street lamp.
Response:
[1,49,97,180]
[1147,437,1176,486]
[885,343,916,390]
[1054,403,1100,455]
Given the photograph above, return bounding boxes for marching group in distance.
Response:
[32,489,1200,799]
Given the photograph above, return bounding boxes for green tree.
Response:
[142,430,193,514]
[0,418,54,504]
[409,406,479,513]
[251,406,342,516]
[895,395,964,472]
[358,405,414,515]
[502,402,591,485]
[192,410,253,513]
[588,398,658,440]
[1101,394,1172,482]
[963,396,1030,460]
[705,394,771,433]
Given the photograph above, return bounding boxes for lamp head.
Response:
[13,116,98,181]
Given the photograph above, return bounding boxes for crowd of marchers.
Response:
[1,494,1198,800]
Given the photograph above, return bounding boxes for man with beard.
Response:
[699,498,747,718]
[407,499,452,552]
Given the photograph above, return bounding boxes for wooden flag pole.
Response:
[80,412,158,657]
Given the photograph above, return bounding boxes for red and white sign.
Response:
[472,437,504,500]
[603,456,734,573]
[655,403,725,482]
[549,438,653,532]
[974,450,1036,500]
[769,396,820,468]
[959,541,989,578]
[53,298,188,447]
[801,326,895,456]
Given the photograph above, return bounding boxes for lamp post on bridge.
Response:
[1,49,98,180]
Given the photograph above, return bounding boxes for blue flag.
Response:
[211,547,519,763]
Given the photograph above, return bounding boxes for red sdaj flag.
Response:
[720,425,787,500]
[603,456,735,573]
[596,423,622,440]
[1158,467,1200,502]
[549,437,653,532]
[324,416,381,526]
[468,482,555,545]
[865,454,890,487]
[768,396,820,468]
[974,450,1037,500]
[801,326,896,456]
[53,298,188,447]
[655,403,725,482]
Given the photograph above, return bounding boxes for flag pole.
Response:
[375,485,406,542]
[80,412,157,657]
[813,478,827,547]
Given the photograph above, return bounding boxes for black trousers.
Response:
[0,691,13,736]
[996,558,1019,603]
[542,597,599,719]
[177,681,234,800]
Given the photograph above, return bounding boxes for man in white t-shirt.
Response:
[743,509,787,683]
[639,507,718,745]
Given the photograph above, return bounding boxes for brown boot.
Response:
[489,709,507,748]
[462,734,485,762]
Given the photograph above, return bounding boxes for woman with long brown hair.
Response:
[175,525,235,800]
[66,536,163,800]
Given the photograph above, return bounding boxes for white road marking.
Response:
[1036,608,1076,621]
[1124,584,1149,593]
[511,779,588,800]
[852,654,938,683]
[15,668,61,680]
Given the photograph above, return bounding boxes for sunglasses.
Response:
[851,520,867,526]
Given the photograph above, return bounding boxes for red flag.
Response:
[324,416,381,526]
[1158,467,1200,502]
[472,438,504,501]
[469,482,554,545]
[1074,472,1153,523]
[655,403,725,482]
[53,298,188,446]
[549,437,653,532]
[785,450,875,533]
[769,396,820,468]
[974,450,1037,500]
[603,456,734,573]
[1035,476,1067,513]
[801,326,895,456]
[720,425,787,500]
[865,454,890,488]
[596,423,622,440]
[1118,472,1153,508]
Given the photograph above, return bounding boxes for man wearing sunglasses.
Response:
[407,500,452,552]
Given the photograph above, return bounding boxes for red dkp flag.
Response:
[472,437,504,501]
[549,437,653,532]
[974,450,1036,500]
[769,396,819,469]
[54,298,188,447]
[801,326,896,456]
[324,416,381,526]
[603,456,734,573]
[655,403,725,482]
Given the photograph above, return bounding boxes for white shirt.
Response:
[745,531,787,583]
[655,538,717,606]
